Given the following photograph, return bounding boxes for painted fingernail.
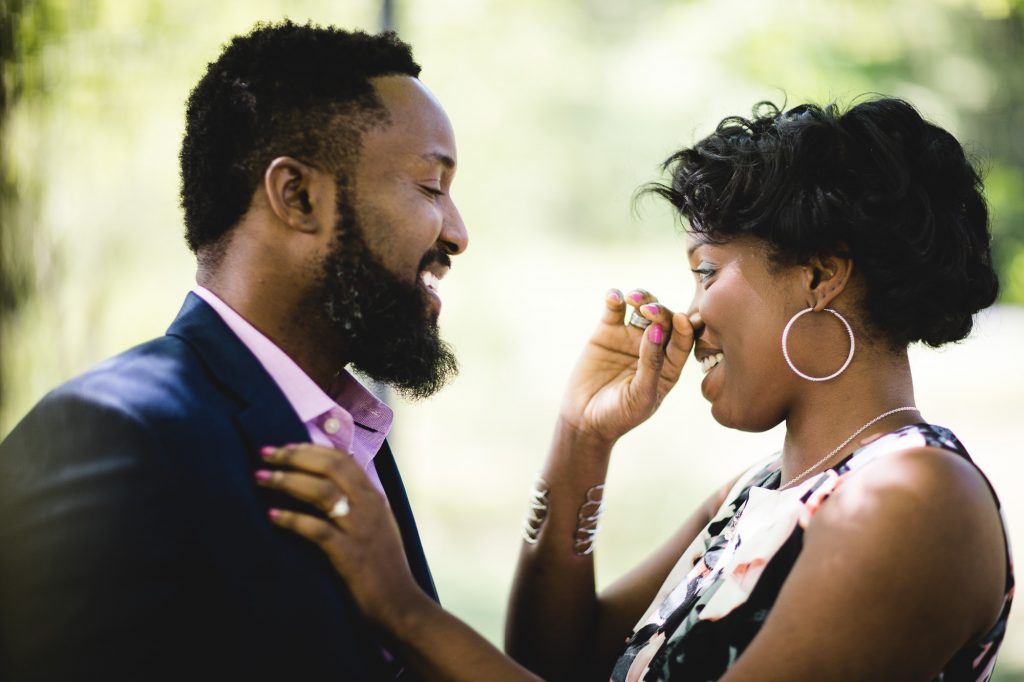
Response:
[607,290,623,303]
[260,446,277,458]
[628,291,644,304]
[649,323,664,345]
[254,469,273,482]
[268,508,282,520]
[640,303,659,316]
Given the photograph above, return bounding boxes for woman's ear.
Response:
[800,253,854,311]
[263,156,326,234]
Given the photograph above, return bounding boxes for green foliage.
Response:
[1,0,47,407]
[987,163,1024,301]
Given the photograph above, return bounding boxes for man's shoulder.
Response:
[3,333,225,448]
[56,334,210,411]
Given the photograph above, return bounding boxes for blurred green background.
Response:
[3,0,1024,677]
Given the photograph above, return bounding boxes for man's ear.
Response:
[800,253,854,311]
[263,156,326,234]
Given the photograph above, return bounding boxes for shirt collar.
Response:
[191,286,393,433]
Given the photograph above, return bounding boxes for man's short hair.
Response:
[179,20,421,255]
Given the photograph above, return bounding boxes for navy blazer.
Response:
[0,294,436,681]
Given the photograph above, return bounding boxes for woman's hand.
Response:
[257,444,546,682]
[559,289,695,445]
[255,443,429,631]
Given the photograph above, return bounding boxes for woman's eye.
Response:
[420,185,444,199]
[692,267,715,284]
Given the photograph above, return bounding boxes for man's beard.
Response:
[311,196,458,400]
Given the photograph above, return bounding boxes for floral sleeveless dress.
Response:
[610,424,1014,682]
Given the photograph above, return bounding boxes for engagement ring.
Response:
[327,495,350,519]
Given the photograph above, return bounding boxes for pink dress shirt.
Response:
[192,286,392,496]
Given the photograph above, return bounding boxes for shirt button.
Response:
[323,417,341,435]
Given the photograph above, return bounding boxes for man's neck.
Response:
[196,274,347,393]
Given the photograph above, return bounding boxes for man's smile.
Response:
[418,254,451,316]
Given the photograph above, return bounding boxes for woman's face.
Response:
[686,235,806,432]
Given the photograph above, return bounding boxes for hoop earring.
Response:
[781,307,855,382]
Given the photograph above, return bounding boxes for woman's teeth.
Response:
[421,271,440,292]
[700,353,723,374]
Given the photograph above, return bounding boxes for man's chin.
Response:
[360,369,457,401]
[350,341,458,401]
[414,282,442,321]
[425,293,442,319]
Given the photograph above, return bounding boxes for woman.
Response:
[256,97,1012,681]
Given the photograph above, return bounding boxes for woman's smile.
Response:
[699,352,723,374]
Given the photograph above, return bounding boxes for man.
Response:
[0,21,467,680]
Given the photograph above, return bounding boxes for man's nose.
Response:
[438,199,468,255]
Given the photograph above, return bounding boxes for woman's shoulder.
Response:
[844,422,967,462]
[807,423,1009,638]
[835,423,999,517]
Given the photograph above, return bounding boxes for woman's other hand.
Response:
[559,288,695,446]
[255,443,429,631]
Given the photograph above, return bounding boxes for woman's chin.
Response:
[710,401,782,433]
[699,362,721,401]
[708,401,737,429]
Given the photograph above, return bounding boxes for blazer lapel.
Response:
[167,293,437,602]
[165,293,309,462]
[375,440,439,603]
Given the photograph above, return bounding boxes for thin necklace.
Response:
[779,406,919,491]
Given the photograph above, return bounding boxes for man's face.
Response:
[311,76,468,398]
[349,76,467,315]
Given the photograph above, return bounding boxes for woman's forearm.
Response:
[388,591,543,682]
[505,419,616,681]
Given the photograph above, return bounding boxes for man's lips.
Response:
[418,251,451,314]
[419,267,446,316]
[418,250,452,278]
[420,269,443,293]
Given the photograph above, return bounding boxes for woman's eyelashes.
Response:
[691,265,716,286]
[420,185,444,199]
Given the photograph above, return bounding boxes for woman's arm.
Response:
[260,443,543,682]
[506,456,741,681]
[719,447,1007,681]
[505,290,698,680]
[261,441,742,682]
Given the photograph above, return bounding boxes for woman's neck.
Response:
[780,345,919,487]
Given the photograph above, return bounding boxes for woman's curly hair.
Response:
[647,98,999,348]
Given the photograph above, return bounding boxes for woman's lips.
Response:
[700,352,723,374]
[697,350,723,402]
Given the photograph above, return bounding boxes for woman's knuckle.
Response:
[326,459,346,478]
[310,523,335,543]
[315,480,338,504]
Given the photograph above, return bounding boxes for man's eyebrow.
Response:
[421,152,455,169]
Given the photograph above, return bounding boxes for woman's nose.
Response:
[688,311,705,339]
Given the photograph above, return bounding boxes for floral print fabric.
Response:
[610,424,1014,682]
